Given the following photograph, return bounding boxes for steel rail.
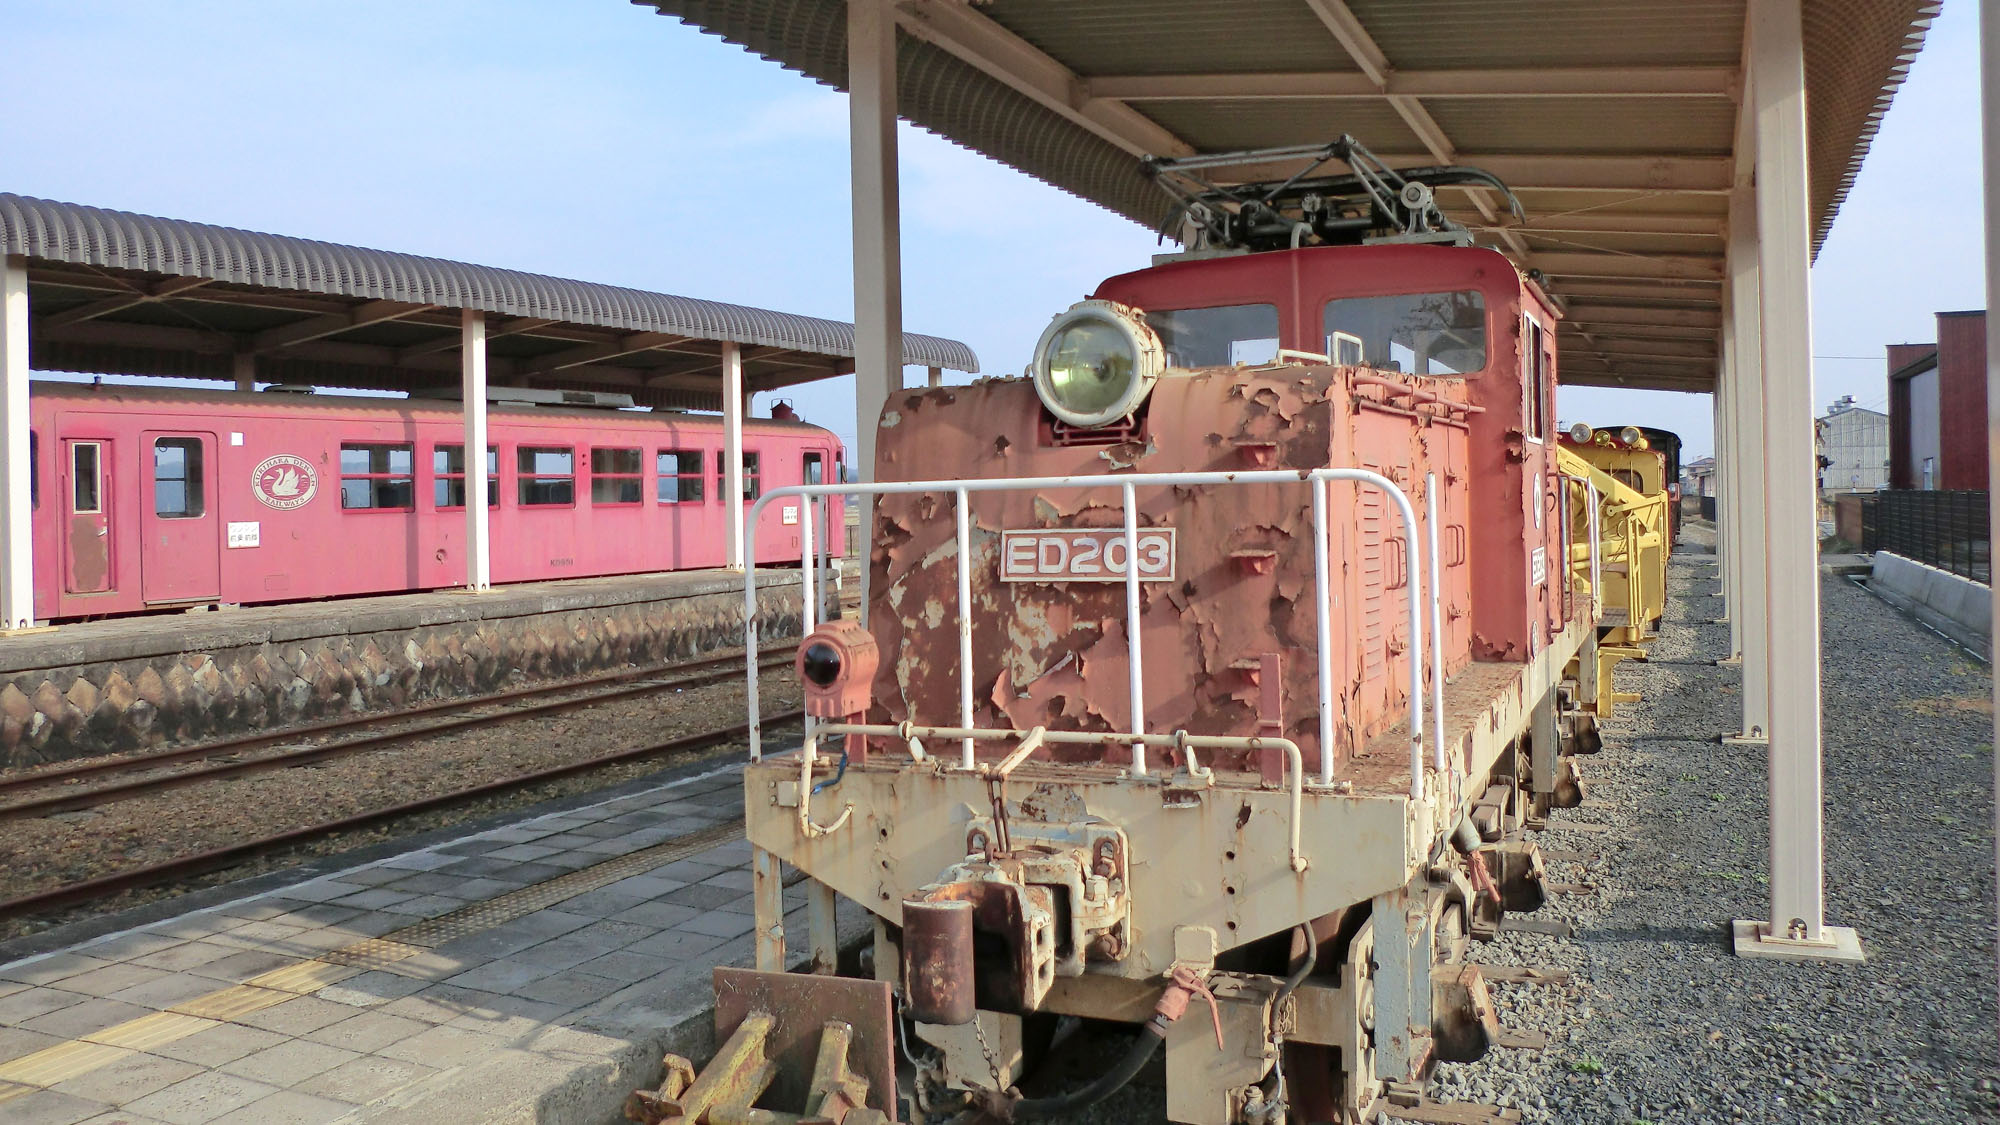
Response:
[0,644,793,802]
[0,712,805,922]
[0,653,794,821]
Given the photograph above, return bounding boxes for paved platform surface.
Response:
[0,762,834,1125]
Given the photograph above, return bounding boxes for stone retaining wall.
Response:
[1,577,803,769]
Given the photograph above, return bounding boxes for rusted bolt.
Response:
[1092,838,1119,877]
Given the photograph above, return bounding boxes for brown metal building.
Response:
[1887,309,1987,490]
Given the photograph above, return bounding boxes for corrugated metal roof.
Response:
[639,0,1940,394]
[0,193,978,374]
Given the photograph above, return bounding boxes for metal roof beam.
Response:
[1548,279,1724,301]
[1220,153,1733,193]
[1563,304,1723,329]
[40,276,215,330]
[1464,212,1728,238]
[1530,251,1724,281]
[397,316,561,360]
[1085,67,1738,102]
[523,330,690,375]
[250,299,436,353]
[894,0,1193,159]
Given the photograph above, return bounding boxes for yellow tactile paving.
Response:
[79,1011,218,1051]
[0,1039,131,1089]
[0,817,745,1106]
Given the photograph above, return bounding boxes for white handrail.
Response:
[805,721,1309,872]
[1425,473,1447,774]
[742,468,1433,803]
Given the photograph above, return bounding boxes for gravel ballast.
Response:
[1048,525,1998,1124]
[1430,527,1998,1124]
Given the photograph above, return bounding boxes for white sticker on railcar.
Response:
[1000,528,1176,583]
[1530,546,1547,584]
[782,505,799,525]
[227,521,261,549]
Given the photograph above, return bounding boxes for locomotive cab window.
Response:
[1525,317,1550,441]
[1143,303,1280,368]
[716,450,760,502]
[518,447,575,506]
[153,438,204,519]
[590,447,645,505]
[433,444,498,509]
[1322,290,1486,375]
[804,452,824,486]
[658,450,705,503]
[340,443,415,510]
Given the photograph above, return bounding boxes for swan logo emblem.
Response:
[251,454,318,510]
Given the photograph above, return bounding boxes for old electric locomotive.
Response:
[636,139,1633,1125]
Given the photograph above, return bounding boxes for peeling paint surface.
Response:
[866,365,1482,777]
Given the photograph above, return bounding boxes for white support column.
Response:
[461,311,491,593]
[232,352,256,393]
[1732,0,1861,962]
[1713,336,1734,635]
[722,341,746,571]
[849,0,902,615]
[0,256,33,631]
[1725,185,1770,737]
[1981,0,2000,1020]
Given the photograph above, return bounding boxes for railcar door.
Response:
[141,431,220,604]
[60,438,114,595]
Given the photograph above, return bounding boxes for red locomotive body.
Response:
[25,383,843,621]
[700,148,1614,1125]
[866,243,1564,775]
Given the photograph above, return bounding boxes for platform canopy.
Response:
[637,0,1935,393]
[0,193,979,412]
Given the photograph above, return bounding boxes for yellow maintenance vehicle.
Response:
[1557,424,1675,719]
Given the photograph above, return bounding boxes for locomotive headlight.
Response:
[1567,423,1594,444]
[1031,300,1165,428]
[1618,426,1645,446]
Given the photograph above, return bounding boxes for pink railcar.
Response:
[26,384,844,622]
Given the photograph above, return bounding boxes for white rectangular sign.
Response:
[1001,527,1176,583]
[227,521,261,549]
[781,505,799,526]
[1530,545,1546,584]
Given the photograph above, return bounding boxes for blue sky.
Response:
[3,0,1983,460]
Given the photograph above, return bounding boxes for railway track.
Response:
[0,644,811,925]
[0,709,806,923]
[0,645,794,820]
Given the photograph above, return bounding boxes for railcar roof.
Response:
[2,193,978,413]
[636,0,1939,394]
[31,382,836,433]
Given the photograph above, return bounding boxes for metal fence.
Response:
[1868,490,1990,584]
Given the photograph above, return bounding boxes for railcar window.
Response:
[1322,291,1486,375]
[71,442,101,514]
[433,444,498,509]
[715,451,761,502]
[340,443,416,510]
[657,450,705,503]
[804,452,824,486]
[1526,318,1549,440]
[153,438,204,519]
[1143,304,1280,368]
[517,446,575,506]
[590,447,645,505]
